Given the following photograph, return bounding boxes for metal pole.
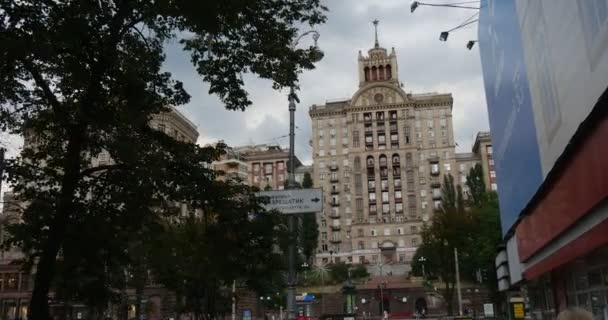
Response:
[286,88,297,320]
[455,247,463,316]
[0,147,5,197]
[232,280,236,320]
[380,285,384,315]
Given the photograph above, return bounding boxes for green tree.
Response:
[0,1,326,319]
[412,173,471,315]
[466,164,487,207]
[149,181,287,319]
[299,171,318,261]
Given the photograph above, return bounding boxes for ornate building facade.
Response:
[309,34,492,274]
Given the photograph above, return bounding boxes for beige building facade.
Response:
[308,39,493,274]
[235,144,302,191]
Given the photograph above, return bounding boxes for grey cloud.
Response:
[162,0,489,163]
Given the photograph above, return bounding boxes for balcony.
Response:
[331,201,340,207]
[330,176,339,183]
[390,124,398,133]
[330,164,339,171]
[377,125,386,132]
[395,197,403,203]
[394,183,402,191]
[432,193,442,200]
[331,188,340,195]
[330,238,342,243]
[331,224,341,231]
[330,212,340,219]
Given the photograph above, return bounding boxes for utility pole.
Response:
[232,280,236,320]
[455,247,463,316]
[0,147,5,203]
[285,31,320,320]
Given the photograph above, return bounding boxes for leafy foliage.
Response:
[412,166,503,313]
[0,1,327,319]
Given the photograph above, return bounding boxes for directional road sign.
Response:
[256,189,323,214]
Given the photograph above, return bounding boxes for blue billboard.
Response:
[478,0,544,236]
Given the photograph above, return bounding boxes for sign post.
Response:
[257,188,323,320]
[256,189,323,214]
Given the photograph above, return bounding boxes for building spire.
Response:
[373,19,380,48]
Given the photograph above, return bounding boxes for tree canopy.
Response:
[0,1,327,319]
[412,165,502,314]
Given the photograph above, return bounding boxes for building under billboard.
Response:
[478,0,608,319]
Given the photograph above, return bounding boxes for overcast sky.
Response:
[166,0,489,165]
[1,0,488,198]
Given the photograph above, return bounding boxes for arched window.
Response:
[392,154,400,165]
[371,66,378,81]
[366,156,375,167]
[354,156,361,171]
[378,65,385,81]
[386,65,392,80]
[379,155,387,167]
[364,67,370,81]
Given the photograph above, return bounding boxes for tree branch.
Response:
[20,59,64,118]
[80,164,127,177]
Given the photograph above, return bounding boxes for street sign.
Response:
[256,189,323,214]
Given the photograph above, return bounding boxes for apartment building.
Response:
[308,37,492,274]
[234,144,302,191]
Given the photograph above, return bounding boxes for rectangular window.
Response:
[384,228,390,236]
[419,166,425,173]
[395,191,402,200]
[382,204,390,214]
[491,183,498,191]
[378,134,386,144]
[443,151,449,159]
[489,159,495,166]
[356,198,363,212]
[381,179,389,190]
[431,163,440,175]
[421,201,428,209]
[415,120,421,128]
[321,232,327,240]
[460,163,466,172]
[396,203,403,213]
[419,153,425,161]
[440,118,447,127]
[369,193,376,202]
[461,175,467,183]
[412,238,418,246]
[368,180,376,190]
[487,146,493,154]
[490,171,496,178]
[420,189,427,197]
[330,138,336,146]
[428,130,435,138]
[394,178,401,188]
[427,120,434,128]
[319,129,324,137]
[381,192,389,203]
[411,225,418,234]
[444,163,451,171]
[353,130,360,147]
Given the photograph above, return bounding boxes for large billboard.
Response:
[478,0,544,235]
[516,0,608,176]
[479,0,608,236]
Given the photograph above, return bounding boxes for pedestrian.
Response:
[556,308,592,320]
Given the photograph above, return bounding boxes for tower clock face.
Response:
[374,93,384,103]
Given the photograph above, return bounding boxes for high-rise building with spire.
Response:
[308,21,491,274]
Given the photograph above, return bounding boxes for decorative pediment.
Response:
[351,83,408,107]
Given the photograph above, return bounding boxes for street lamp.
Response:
[418,256,427,278]
[410,1,480,13]
[438,18,479,42]
[466,40,478,50]
[285,30,321,320]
